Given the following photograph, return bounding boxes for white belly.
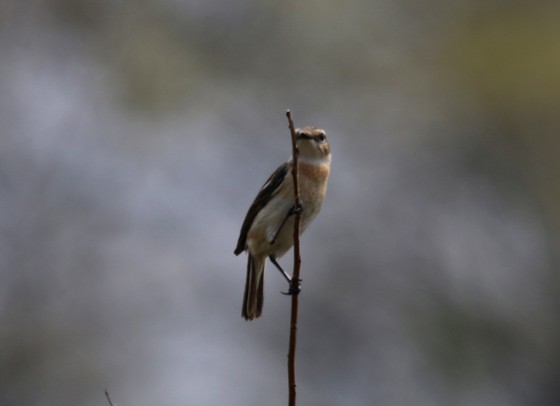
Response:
[247,195,322,258]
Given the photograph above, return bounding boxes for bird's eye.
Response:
[317,134,326,142]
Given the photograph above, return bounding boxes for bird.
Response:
[234,126,331,320]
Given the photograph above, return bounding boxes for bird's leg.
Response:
[269,205,304,245]
[269,255,291,283]
[269,255,302,295]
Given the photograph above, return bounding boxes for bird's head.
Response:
[295,126,331,164]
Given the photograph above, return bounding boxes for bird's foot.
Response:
[281,278,302,295]
[289,205,303,216]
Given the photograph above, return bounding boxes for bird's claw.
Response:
[281,278,302,295]
[289,205,303,216]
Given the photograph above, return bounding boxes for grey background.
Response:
[1,1,559,405]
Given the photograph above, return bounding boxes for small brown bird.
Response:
[234,127,331,320]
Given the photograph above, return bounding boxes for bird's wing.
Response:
[234,162,289,255]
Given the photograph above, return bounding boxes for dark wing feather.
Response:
[234,162,289,255]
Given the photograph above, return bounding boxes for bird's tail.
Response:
[242,255,265,320]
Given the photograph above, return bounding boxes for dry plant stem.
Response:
[286,110,302,406]
[104,389,116,406]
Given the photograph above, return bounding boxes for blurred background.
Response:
[1,1,559,405]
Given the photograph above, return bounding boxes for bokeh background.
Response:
[1,1,560,405]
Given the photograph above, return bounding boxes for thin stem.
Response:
[286,110,302,406]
